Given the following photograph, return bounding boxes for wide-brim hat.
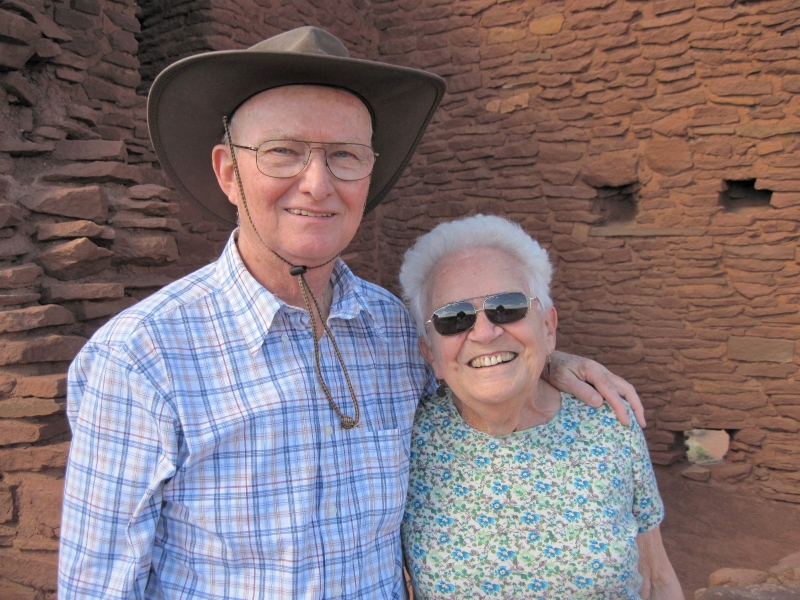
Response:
[147,26,446,226]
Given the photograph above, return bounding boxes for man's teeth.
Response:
[470,352,516,368]
[289,209,333,217]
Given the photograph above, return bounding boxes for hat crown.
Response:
[249,26,350,58]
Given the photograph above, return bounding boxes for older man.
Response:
[59,27,642,599]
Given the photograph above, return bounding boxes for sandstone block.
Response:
[0,334,86,366]
[770,193,800,208]
[487,27,526,44]
[0,397,63,418]
[0,265,41,289]
[0,417,69,447]
[0,9,42,46]
[709,78,772,97]
[39,162,144,186]
[42,282,123,302]
[708,568,768,587]
[35,237,113,279]
[33,11,71,42]
[0,291,41,307]
[0,71,36,106]
[112,234,179,265]
[709,462,753,484]
[0,304,74,333]
[0,203,24,228]
[0,483,12,522]
[650,447,685,465]
[18,186,108,222]
[581,152,638,187]
[568,0,614,11]
[0,580,37,599]
[0,140,55,156]
[51,140,126,161]
[736,123,800,139]
[14,374,67,399]
[0,537,59,590]
[770,551,800,584]
[128,183,174,201]
[723,245,795,260]
[727,337,795,363]
[0,235,34,259]
[0,40,35,69]
[16,474,63,542]
[758,445,799,471]
[0,441,69,472]
[73,296,137,321]
[681,464,711,481]
[645,139,693,175]
[37,220,114,241]
[529,14,564,35]
[110,216,182,231]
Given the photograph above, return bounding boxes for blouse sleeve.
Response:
[627,410,665,534]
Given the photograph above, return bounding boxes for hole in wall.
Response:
[720,179,772,212]
[595,184,639,223]
[684,429,730,464]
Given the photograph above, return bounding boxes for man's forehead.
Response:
[233,85,372,124]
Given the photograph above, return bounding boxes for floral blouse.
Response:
[401,391,664,599]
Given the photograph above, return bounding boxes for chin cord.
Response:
[224,117,360,430]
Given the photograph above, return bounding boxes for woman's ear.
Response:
[543,305,558,354]
[419,337,442,379]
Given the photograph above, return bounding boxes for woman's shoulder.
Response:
[557,391,640,437]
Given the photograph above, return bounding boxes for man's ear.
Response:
[418,337,442,379]
[211,144,238,207]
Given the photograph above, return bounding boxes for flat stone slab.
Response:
[696,584,800,600]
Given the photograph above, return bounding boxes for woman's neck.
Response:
[453,380,562,436]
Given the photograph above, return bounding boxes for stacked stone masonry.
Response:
[1,0,799,596]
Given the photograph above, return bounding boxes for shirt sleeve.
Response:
[627,413,665,534]
[58,339,179,599]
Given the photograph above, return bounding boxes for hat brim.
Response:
[147,51,446,226]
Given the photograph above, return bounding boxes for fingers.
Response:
[612,374,646,428]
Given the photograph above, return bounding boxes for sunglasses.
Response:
[426,292,538,336]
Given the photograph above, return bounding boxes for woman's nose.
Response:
[468,310,503,341]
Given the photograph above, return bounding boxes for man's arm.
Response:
[637,526,685,600]
[543,350,645,427]
[59,342,177,599]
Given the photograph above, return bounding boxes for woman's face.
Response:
[420,247,557,413]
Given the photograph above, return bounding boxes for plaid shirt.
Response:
[59,234,433,599]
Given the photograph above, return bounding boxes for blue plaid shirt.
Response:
[59,234,434,599]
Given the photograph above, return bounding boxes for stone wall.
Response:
[2,0,800,596]
[369,0,800,505]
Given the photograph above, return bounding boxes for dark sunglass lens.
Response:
[432,301,476,335]
[485,293,529,324]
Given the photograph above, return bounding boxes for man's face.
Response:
[215,85,373,267]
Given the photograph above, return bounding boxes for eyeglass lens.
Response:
[431,292,531,336]
[256,140,375,181]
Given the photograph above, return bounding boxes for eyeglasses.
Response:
[230,139,378,181]
[426,292,538,336]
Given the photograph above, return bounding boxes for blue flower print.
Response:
[601,414,616,426]
[639,496,652,508]
[491,481,510,494]
[574,477,590,490]
[612,523,621,535]
[486,441,500,451]
[543,545,562,558]
[412,563,421,576]
[420,421,435,433]
[514,450,531,462]
[534,480,552,493]
[496,566,511,578]
[475,455,491,467]
[414,436,426,447]
[454,484,469,497]
[411,499,423,510]
[437,451,453,463]
[404,511,413,522]
[619,570,632,582]
[623,444,633,457]
[576,495,588,506]
[552,448,568,460]
[412,544,426,558]
[451,548,471,560]
[528,579,548,592]
[587,406,598,415]
[496,547,517,560]
[435,581,455,593]
[563,417,578,430]
[441,417,451,428]
[481,581,501,594]
[438,533,450,544]
[589,539,608,553]
[452,428,467,439]
[521,511,540,524]
[413,480,430,494]
[564,509,580,522]
[520,469,532,479]
[611,476,623,489]
[491,499,504,511]
[563,434,575,445]
[441,469,452,481]
[477,514,496,527]
[627,534,636,546]
[527,531,541,543]
[590,445,606,456]
[598,462,608,473]
[603,506,618,518]
[590,559,604,571]
[435,514,453,526]
[574,575,594,588]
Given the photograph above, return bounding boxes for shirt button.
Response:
[332,584,343,596]
[280,333,289,343]
[327,505,338,517]
[323,425,333,437]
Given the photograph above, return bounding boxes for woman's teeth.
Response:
[470,352,516,368]
[289,209,333,217]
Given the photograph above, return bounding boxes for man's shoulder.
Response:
[351,275,410,317]
[87,261,221,348]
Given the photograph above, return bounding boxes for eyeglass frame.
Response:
[229,139,379,182]
[425,292,540,336]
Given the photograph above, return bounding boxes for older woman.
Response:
[399,215,683,599]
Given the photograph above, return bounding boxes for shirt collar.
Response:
[214,233,387,354]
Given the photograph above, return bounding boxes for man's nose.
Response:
[297,147,335,198]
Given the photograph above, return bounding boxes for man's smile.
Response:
[287,208,334,217]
